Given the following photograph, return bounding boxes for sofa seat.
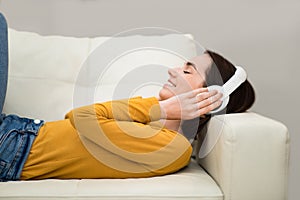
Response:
[0,159,222,200]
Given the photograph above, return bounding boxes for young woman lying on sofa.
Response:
[0,13,255,181]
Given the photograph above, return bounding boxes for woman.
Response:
[0,13,255,181]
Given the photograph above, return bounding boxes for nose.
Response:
[168,67,179,77]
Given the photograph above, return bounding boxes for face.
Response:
[159,53,212,100]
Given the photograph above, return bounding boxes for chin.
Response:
[158,88,175,100]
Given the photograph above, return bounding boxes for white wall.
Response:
[1,0,299,199]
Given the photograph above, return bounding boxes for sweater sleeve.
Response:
[65,97,161,124]
[64,97,192,174]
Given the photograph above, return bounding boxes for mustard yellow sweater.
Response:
[21,97,192,180]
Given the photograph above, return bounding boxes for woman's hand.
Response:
[159,88,223,120]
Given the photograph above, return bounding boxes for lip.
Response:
[168,79,176,87]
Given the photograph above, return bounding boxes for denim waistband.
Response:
[0,113,44,181]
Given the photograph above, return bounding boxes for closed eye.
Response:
[186,61,197,70]
[183,61,197,74]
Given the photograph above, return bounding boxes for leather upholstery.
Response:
[0,29,289,200]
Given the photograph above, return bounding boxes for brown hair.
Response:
[181,50,255,141]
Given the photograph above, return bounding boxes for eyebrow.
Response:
[186,61,197,70]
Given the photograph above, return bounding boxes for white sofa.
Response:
[0,29,290,200]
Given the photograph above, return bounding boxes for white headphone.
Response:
[206,66,247,114]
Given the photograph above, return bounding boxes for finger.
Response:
[197,100,223,116]
[209,92,223,103]
[194,87,209,93]
[188,87,209,98]
[197,92,223,109]
[196,90,218,102]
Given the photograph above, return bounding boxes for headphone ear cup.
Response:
[207,85,223,94]
[207,85,229,114]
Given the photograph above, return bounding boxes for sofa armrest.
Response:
[196,112,290,200]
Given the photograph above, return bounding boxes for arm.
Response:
[65,97,193,175]
[196,113,289,200]
[66,97,161,123]
[66,87,221,123]
[159,88,222,120]
[64,89,221,175]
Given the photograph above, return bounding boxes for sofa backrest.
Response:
[3,28,198,121]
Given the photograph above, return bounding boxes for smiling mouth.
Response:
[166,80,176,87]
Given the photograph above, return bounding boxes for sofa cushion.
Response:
[4,28,198,121]
[0,159,223,200]
[0,29,224,200]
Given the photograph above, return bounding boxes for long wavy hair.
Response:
[181,50,256,141]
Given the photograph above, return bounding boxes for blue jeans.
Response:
[0,13,8,115]
[0,13,44,181]
[0,115,44,181]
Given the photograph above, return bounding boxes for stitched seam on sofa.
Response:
[8,75,114,87]
[219,115,235,200]
[228,127,234,200]
[0,196,224,200]
[8,75,76,85]
[284,128,290,200]
[198,115,229,198]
